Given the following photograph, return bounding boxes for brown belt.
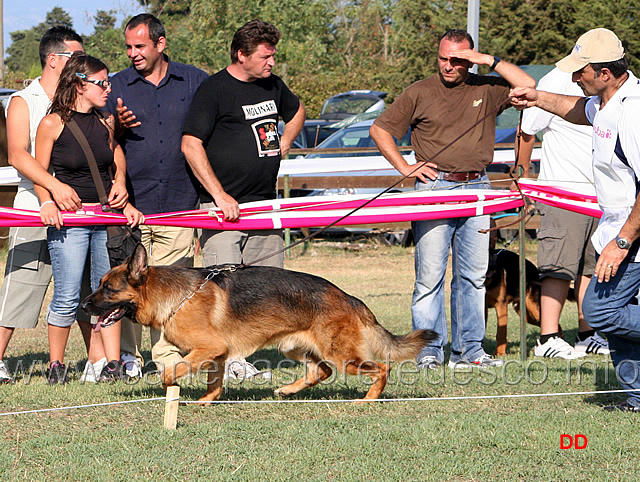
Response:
[438,169,486,182]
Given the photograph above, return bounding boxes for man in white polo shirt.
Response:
[512,28,640,412]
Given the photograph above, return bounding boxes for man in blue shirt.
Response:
[106,13,208,378]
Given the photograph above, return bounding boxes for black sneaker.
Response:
[603,400,640,412]
[46,360,70,384]
[98,360,127,382]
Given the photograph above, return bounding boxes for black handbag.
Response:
[67,114,141,267]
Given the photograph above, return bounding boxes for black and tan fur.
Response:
[81,244,436,402]
[485,249,543,356]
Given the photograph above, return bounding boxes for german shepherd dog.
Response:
[485,249,544,356]
[81,244,436,402]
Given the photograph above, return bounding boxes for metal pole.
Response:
[467,0,480,74]
[0,0,4,87]
[519,207,527,362]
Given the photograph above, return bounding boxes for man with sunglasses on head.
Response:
[0,27,91,383]
[105,13,208,380]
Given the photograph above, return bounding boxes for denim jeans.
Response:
[412,176,491,364]
[583,259,640,407]
[47,226,110,327]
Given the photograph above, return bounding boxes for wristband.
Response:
[490,56,501,70]
[40,200,56,209]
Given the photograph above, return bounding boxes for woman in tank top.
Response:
[34,53,144,384]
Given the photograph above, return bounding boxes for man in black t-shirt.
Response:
[182,19,304,378]
[183,19,304,268]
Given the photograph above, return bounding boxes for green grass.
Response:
[0,239,638,480]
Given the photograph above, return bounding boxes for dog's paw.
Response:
[274,387,292,398]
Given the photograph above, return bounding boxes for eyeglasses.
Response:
[75,72,111,89]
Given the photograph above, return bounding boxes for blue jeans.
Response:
[583,260,640,407]
[412,176,491,364]
[47,226,110,327]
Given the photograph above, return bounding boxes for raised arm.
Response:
[511,88,589,125]
[450,49,536,88]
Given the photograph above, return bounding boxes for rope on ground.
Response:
[0,387,636,429]
[0,396,165,417]
[179,388,638,405]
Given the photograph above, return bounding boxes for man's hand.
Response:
[594,239,629,283]
[280,138,293,158]
[48,182,82,212]
[123,203,145,228]
[108,180,129,210]
[449,48,492,67]
[510,87,539,110]
[116,98,141,129]
[401,162,439,183]
[213,192,240,222]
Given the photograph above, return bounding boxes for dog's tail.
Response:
[365,324,438,361]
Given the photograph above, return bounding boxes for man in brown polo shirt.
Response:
[371,29,534,370]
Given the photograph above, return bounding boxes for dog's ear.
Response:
[127,243,148,285]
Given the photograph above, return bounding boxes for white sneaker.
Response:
[534,337,586,359]
[224,357,272,381]
[80,357,108,383]
[0,360,13,383]
[417,355,441,370]
[574,333,610,355]
[120,353,142,379]
[448,353,505,369]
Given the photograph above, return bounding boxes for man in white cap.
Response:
[512,28,640,412]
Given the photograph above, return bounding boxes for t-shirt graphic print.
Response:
[243,100,281,157]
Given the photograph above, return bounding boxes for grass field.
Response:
[0,237,638,480]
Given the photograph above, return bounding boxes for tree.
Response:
[5,7,75,76]
[84,10,131,72]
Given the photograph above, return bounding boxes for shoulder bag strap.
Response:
[66,116,110,208]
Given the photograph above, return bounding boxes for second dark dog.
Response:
[485,249,543,356]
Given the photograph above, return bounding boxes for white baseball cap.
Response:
[556,28,624,73]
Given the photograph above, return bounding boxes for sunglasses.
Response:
[53,51,84,58]
[75,72,111,89]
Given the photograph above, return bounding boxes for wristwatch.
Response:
[490,56,501,70]
[616,235,632,250]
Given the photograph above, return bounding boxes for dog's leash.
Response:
[169,266,237,317]
[240,96,516,268]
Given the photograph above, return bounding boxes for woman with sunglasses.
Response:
[34,53,144,384]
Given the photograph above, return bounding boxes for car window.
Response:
[322,126,371,148]
[321,96,382,117]
[307,123,411,158]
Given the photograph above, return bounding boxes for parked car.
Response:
[318,90,387,121]
[279,119,340,149]
[0,88,17,110]
[306,119,410,158]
